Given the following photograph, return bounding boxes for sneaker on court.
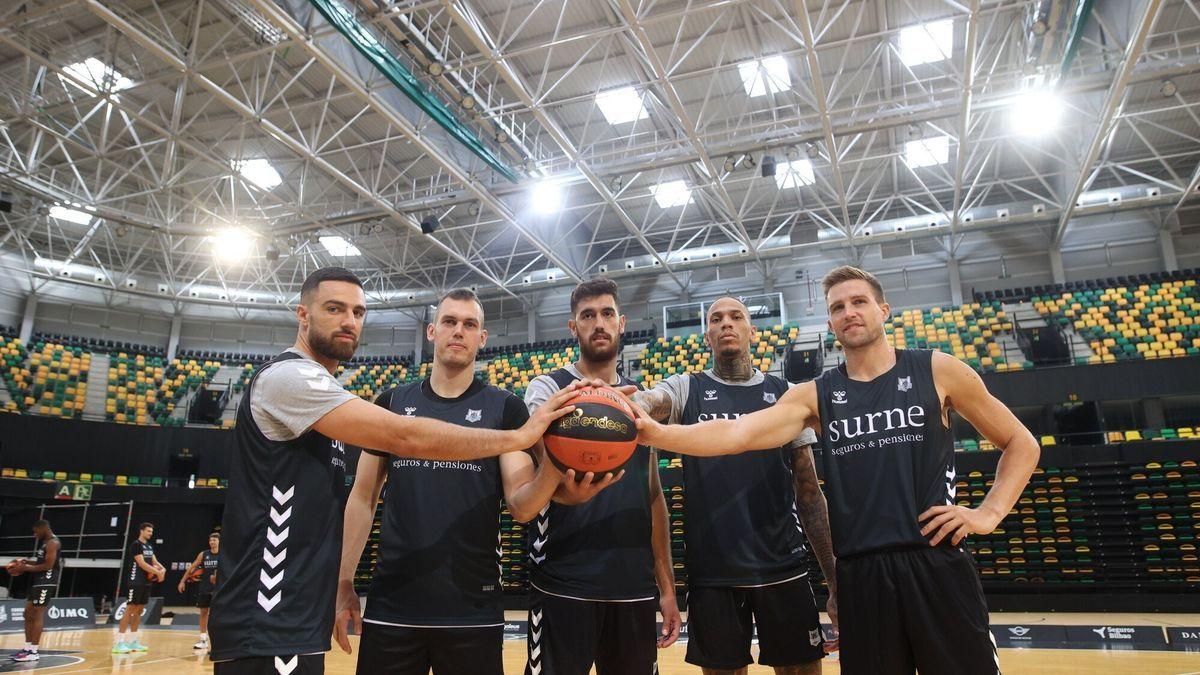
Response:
[11,650,38,662]
[129,641,148,652]
[111,642,131,654]
[192,639,208,650]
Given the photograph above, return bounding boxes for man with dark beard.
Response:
[209,267,586,675]
[521,277,681,675]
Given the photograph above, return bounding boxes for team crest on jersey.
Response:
[703,390,718,401]
[762,391,777,404]
[833,390,848,404]
[465,409,482,423]
[897,376,912,392]
[404,407,417,416]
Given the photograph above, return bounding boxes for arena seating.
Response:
[639,324,796,387]
[20,341,89,419]
[106,354,220,426]
[973,268,1198,304]
[1033,278,1199,363]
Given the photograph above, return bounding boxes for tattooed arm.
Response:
[791,440,838,630]
[629,388,674,422]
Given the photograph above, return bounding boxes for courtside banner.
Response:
[0,598,95,630]
[105,597,163,625]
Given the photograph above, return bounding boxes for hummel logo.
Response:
[274,656,297,675]
[897,376,912,392]
[763,391,777,404]
[833,391,848,404]
[404,407,417,416]
[703,390,718,401]
[466,409,482,423]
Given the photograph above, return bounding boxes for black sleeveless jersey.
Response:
[200,550,220,592]
[679,372,807,586]
[128,540,154,587]
[210,351,349,661]
[363,378,526,627]
[813,349,956,557]
[31,536,62,588]
[528,368,656,601]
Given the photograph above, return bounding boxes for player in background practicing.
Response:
[114,522,166,654]
[6,519,63,662]
[178,532,221,651]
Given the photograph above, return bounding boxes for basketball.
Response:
[543,386,638,475]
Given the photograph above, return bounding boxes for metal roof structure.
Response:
[0,0,1196,313]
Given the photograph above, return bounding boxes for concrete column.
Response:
[1144,398,1166,431]
[414,322,425,364]
[18,294,36,344]
[527,304,538,343]
[1159,230,1179,272]
[166,315,182,361]
[1049,248,1066,284]
[948,258,964,305]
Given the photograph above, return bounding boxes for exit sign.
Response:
[53,483,93,501]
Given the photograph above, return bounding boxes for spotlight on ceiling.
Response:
[420,214,440,235]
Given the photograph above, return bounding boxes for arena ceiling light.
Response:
[898,19,953,67]
[596,87,648,125]
[233,158,282,191]
[319,235,361,257]
[531,180,564,214]
[62,57,132,93]
[48,205,93,225]
[738,55,791,97]
[211,228,255,264]
[1010,89,1063,136]
[650,180,693,208]
[904,136,950,168]
[775,159,815,189]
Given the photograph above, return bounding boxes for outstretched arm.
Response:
[635,381,817,456]
[313,383,583,460]
[919,353,1040,545]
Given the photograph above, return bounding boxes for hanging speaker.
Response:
[420,215,439,235]
[0,192,11,213]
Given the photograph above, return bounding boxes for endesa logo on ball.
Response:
[558,408,631,435]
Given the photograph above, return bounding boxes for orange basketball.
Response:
[543,386,638,475]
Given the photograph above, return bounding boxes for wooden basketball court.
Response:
[0,612,1196,674]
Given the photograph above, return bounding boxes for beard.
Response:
[578,332,620,363]
[838,323,883,349]
[308,326,358,362]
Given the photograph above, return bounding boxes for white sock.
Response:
[116,630,126,642]
[28,645,37,653]
[200,633,208,640]
[23,643,32,651]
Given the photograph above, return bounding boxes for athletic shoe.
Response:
[11,650,38,662]
[111,642,131,654]
[129,641,148,652]
[192,639,208,650]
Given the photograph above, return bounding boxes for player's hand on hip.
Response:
[657,594,681,648]
[554,469,625,504]
[333,579,361,654]
[918,504,999,546]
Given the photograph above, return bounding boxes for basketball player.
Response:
[632,266,1039,675]
[114,522,165,654]
[178,532,221,651]
[631,296,835,674]
[335,288,620,675]
[5,519,62,662]
[209,267,586,675]
[522,277,681,675]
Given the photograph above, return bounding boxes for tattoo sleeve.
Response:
[630,388,674,423]
[791,442,837,594]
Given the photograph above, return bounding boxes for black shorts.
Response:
[213,654,324,675]
[29,586,55,607]
[837,546,999,675]
[525,588,657,675]
[356,621,503,675]
[685,576,825,669]
[126,585,150,606]
[196,592,214,609]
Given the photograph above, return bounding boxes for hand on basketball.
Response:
[520,380,600,447]
[6,560,25,576]
[333,579,361,654]
[554,468,625,504]
[919,504,1001,546]
[657,594,681,648]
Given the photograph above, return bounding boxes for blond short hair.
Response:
[822,265,885,302]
